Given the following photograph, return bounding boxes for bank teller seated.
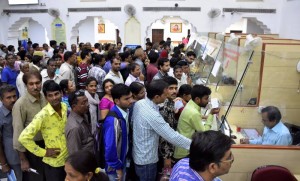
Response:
[240,106,292,146]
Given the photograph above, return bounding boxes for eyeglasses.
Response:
[219,154,234,164]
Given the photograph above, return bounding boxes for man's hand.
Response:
[164,158,172,169]
[187,76,192,85]
[20,159,30,172]
[1,164,10,173]
[240,138,250,144]
[116,169,123,181]
[210,108,220,115]
[140,74,145,81]
[45,148,61,158]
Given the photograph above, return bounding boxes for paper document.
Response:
[211,98,219,108]
[211,60,221,77]
[7,169,17,181]
[174,100,184,110]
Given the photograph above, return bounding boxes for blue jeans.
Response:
[135,163,157,181]
[107,167,126,181]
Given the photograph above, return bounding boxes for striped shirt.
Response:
[132,98,191,165]
[76,63,90,89]
[170,158,222,181]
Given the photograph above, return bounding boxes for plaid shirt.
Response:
[88,65,106,93]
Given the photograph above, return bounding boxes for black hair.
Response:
[5,53,13,60]
[68,90,85,108]
[177,60,189,67]
[135,45,142,49]
[107,50,117,61]
[32,43,39,49]
[66,150,109,181]
[50,40,57,47]
[80,49,91,60]
[148,51,159,64]
[86,77,98,86]
[102,79,115,94]
[79,42,84,48]
[93,54,104,65]
[94,43,100,49]
[0,85,16,99]
[163,43,170,49]
[111,83,131,102]
[0,46,6,51]
[157,58,169,68]
[128,63,139,73]
[178,43,185,49]
[146,42,153,47]
[52,54,62,60]
[42,80,62,97]
[7,45,14,52]
[104,43,111,51]
[47,58,56,65]
[32,55,42,65]
[146,79,168,99]
[27,41,32,45]
[64,51,74,62]
[173,65,182,72]
[159,40,166,45]
[22,70,42,85]
[162,76,178,86]
[261,106,282,123]
[191,85,211,100]
[17,50,26,60]
[120,51,131,62]
[59,79,69,95]
[117,42,122,46]
[25,54,32,61]
[129,82,145,95]
[177,84,192,97]
[187,51,196,57]
[170,57,179,68]
[189,131,233,172]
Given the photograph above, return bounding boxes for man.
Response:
[19,80,68,181]
[71,44,77,54]
[117,42,123,53]
[125,63,144,86]
[240,106,292,145]
[12,70,47,181]
[146,51,159,84]
[104,58,124,84]
[60,51,76,83]
[103,50,126,74]
[42,43,50,58]
[153,58,170,80]
[158,76,178,173]
[1,54,18,89]
[41,59,62,85]
[177,60,192,86]
[32,43,39,52]
[65,90,93,154]
[7,45,15,55]
[145,42,153,55]
[132,80,191,181]
[16,61,29,97]
[59,42,67,53]
[77,49,91,89]
[185,51,196,64]
[0,85,22,180]
[173,65,184,87]
[134,48,147,77]
[88,54,106,98]
[104,84,133,181]
[48,40,57,58]
[174,85,219,160]
[170,131,233,181]
[94,43,101,54]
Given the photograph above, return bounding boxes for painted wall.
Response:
[0,0,299,47]
[78,17,94,44]
[246,20,264,34]
[28,19,47,45]
[94,18,117,44]
[225,18,247,33]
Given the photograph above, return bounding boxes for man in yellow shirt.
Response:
[19,80,68,181]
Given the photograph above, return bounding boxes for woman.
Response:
[85,77,100,132]
[60,79,76,115]
[65,150,109,181]
[99,79,115,120]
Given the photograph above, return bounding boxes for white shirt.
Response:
[16,72,26,97]
[125,74,144,86]
[41,69,63,85]
[48,47,54,58]
[59,62,74,82]
[104,70,124,84]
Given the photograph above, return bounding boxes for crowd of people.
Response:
[0,37,291,181]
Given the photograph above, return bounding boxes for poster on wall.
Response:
[170,23,182,33]
[98,24,105,33]
[21,27,28,40]
[51,18,66,44]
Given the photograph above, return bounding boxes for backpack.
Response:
[94,111,120,169]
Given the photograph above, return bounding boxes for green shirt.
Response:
[19,103,68,167]
[174,100,213,159]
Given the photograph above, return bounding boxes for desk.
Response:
[294,174,300,180]
[229,125,245,145]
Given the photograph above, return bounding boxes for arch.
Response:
[225,17,271,34]
[144,16,198,43]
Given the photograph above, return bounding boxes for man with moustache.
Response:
[173,85,220,161]
[12,70,47,181]
[19,80,68,181]
[158,76,179,174]
[0,85,22,180]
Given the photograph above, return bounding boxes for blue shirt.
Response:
[1,66,18,87]
[0,105,20,165]
[132,98,191,165]
[249,121,292,145]
[103,61,127,74]
[170,158,222,181]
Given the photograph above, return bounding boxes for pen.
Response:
[29,168,39,175]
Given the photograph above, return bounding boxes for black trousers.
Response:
[44,164,66,181]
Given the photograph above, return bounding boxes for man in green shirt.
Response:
[19,80,68,181]
[174,85,219,160]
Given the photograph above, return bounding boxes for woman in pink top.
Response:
[99,79,115,120]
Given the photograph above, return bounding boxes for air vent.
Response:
[68,7,121,12]
[223,8,276,13]
[3,9,48,13]
[143,7,200,11]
